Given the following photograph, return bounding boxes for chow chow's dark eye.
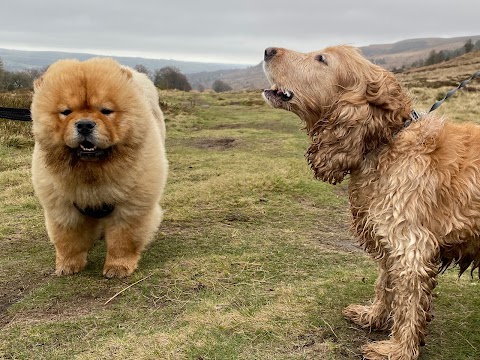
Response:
[316,55,327,64]
[60,109,72,116]
[101,108,113,115]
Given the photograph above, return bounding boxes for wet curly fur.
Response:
[263,45,480,360]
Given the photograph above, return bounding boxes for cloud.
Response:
[1,0,479,64]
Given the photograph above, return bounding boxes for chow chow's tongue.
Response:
[80,143,97,152]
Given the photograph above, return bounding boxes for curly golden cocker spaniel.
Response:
[263,45,479,360]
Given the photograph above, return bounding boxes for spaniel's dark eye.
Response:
[101,108,113,115]
[60,109,72,116]
[316,55,327,63]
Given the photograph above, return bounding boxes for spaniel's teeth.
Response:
[285,90,291,97]
[270,84,278,91]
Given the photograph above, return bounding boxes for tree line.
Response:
[0,59,45,91]
[146,65,231,92]
[392,38,480,72]
[0,60,233,93]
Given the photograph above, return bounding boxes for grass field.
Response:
[1,87,480,359]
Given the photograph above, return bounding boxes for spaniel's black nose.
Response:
[264,47,278,61]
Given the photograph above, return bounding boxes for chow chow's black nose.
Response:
[264,47,278,61]
[75,119,96,135]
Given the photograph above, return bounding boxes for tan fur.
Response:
[263,45,480,360]
[31,58,168,278]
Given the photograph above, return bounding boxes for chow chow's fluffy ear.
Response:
[33,76,44,91]
[120,66,133,80]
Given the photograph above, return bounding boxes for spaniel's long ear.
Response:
[306,101,371,185]
[305,55,411,185]
[364,65,409,112]
[306,66,406,185]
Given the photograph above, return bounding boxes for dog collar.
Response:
[74,202,115,219]
[393,109,422,137]
[403,109,421,129]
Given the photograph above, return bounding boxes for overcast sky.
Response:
[1,0,479,65]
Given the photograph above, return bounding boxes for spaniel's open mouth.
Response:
[76,141,109,160]
[263,84,294,102]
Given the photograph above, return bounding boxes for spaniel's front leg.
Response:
[343,262,393,330]
[362,229,439,360]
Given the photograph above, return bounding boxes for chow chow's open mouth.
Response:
[76,141,110,160]
[263,84,294,102]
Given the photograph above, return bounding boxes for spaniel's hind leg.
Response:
[343,263,393,330]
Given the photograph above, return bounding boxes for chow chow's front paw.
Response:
[55,257,87,276]
[103,262,136,279]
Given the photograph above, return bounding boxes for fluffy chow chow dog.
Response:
[31,58,168,278]
[263,45,480,360]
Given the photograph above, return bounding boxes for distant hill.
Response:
[3,35,479,90]
[187,63,267,91]
[397,50,480,89]
[362,35,480,69]
[0,48,249,74]
[186,35,480,90]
